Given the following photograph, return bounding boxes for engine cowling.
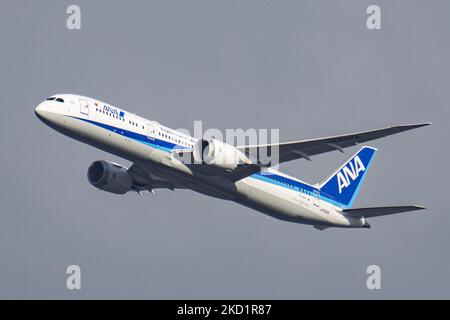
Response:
[87,160,132,194]
[193,138,251,171]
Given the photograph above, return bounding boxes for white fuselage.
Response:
[35,94,367,228]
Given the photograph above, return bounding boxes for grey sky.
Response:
[0,0,449,299]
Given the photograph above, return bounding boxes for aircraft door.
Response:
[147,123,157,140]
[313,190,320,208]
[80,99,89,115]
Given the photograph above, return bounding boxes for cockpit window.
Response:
[46,97,64,102]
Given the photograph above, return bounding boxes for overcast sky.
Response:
[0,0,449,299]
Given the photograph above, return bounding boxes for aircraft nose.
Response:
[35,101,52,121]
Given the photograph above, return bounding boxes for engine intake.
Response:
[87,160,132,194]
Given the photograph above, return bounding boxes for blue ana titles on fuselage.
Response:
[102,105,125,119]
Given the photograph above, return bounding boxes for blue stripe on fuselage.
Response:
[71,115,339,207]
[71,116,183,153]
[248,173,341,208]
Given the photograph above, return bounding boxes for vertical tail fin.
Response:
[318,146,377,209]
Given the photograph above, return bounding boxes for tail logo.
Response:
[337,155,365,194]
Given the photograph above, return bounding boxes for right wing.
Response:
[171,123,431,182]
[343,206,425,218]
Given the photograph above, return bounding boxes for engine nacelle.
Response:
[193,138,251,171]
[87,160,132,194]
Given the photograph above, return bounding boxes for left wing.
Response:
[237,123,431,165]
[128,163,188,192]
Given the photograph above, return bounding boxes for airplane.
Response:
[35,94,430,230]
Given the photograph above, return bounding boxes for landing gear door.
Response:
[147,123,156,140]
[80,99,89,115]
[313,190,320,208]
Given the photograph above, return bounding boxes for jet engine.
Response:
[87,160,132,194]
[193,138,251,171]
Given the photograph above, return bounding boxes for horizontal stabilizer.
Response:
[343,205,425,218]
